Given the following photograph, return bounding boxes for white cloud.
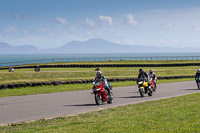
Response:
[13,13,21,20]
[38,28,46,32]
[13,13,29,20]
[194,23,200,31]
[70,26,76,32]
[86,18,95,27]
[55,17,67,25]
[22,30,28,35]
[99,15,112,26]
[168,24,172,28]
[126,14,138,25]
[4,25,18,33]
[165,24,173,29]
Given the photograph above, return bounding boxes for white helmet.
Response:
[96,71,102,76]
[197,69,200,73]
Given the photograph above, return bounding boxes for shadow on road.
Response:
[64,103,97,107]
[129,92,139,93]
[183,88,198,91]
[0,103,6,107]
[116,96,141,98]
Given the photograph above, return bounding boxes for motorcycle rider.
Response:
[137,68,150,82]
[94,71,111,94]
[137,68,151,93]
[9,65,14,72]
[34,65,40,72]
[149,69,157,87]
[195,69,200,89]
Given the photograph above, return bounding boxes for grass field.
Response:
[0,66,198,84]
[0,92,199,133]
[0,60,197,97]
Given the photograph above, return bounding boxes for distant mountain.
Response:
[0,38,200,54]
[42,38,126,53]
[0,42,39,54]
[41,38,200,53]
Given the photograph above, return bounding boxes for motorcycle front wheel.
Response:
[95,94,103,105]
[107,92,113,104]
[198,82,200,90]
[148,88,153,96]
[139,88,144,97]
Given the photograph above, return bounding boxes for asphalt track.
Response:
[0,81,199,125]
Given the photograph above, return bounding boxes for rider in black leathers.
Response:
[137,68,151,93]
[195,69,200,89]
[137,69,150,82]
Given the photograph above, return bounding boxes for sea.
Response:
[0,53,200,67]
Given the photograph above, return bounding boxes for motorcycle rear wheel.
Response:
[152,85,156,92]
[95,94,103,105]
[153,87,157,92]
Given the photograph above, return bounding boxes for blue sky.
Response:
[1,0,200,49]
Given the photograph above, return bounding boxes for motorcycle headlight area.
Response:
[95,82,101,86]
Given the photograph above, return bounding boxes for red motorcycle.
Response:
[150,78,157,92]
[92,81,113,105]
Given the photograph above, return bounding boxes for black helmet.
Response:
[149,69,153,73]
[139,68,144,74]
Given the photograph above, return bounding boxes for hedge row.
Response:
[1,63,200,70]
[0,75,195,90]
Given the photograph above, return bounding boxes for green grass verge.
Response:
[0,92,199,132]
[0,66,198,84]
[0,78,194,98]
